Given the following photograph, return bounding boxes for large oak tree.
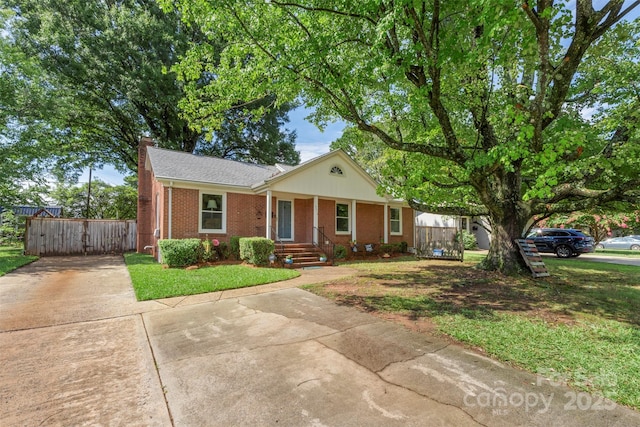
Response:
[166,0,640,273]
[0,0,299,188]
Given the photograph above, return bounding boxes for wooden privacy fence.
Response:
[25,217,136,256]
[415,225,464,261]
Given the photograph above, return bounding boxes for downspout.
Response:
[168,182,173,239]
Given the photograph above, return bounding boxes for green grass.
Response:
[0,245,38,276]
[303,255,640,410]
[463,250,489,262]
[124,253,300,300]
[594,248,640,256]
[435,314,640,409]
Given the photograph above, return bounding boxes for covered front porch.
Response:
[254,191,413,267]
[262,192,399,245]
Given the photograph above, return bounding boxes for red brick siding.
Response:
[317,201,414,247]
[387,207,414,247]
[294,199,312,242]
[169,188,199,238]
[226,193,267,238]
[317,198,341,244]
[164,190,267,244]
[356,203,384,244]
[136,138,154,252]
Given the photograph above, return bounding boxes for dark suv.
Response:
[525,228,595,258]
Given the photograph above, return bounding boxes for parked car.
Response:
[525,228,596,258]
[596,236,640,250]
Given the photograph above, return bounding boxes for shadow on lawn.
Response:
[336,293,497,321]
[543,280,640,327]
[326,262,640,327]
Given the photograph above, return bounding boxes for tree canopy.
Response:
[194,96,300,165]
[50,178,137,220]
[166,0,640,273]
[0,0,299,197]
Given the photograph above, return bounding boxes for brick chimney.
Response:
[137,137,155,253]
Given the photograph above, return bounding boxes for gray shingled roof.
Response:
[146,147,286,187]
[0,206,63,217]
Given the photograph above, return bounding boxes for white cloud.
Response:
[288,106,346,162]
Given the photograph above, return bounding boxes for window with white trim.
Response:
[336,202,350,233]
[201,193,224,232]
[390,207,402,234]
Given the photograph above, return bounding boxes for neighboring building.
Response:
[0,206,63,218]
[0,206,63,243]
[137,138,415,259]
[469,217,492,249]
[415,212,492,250]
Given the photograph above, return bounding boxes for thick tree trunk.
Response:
[474,170,530,275]
[481,217,528,275]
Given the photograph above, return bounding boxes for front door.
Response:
[277,200,293,240]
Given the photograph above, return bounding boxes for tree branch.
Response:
[269,1,377,26]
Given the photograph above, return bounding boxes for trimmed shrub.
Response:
[158,238,201,268]
[399,241,408,253]
[380,244,394,254]
[334,244,347,259]
[459,230,478,250]
[217,241,230,260]
[230,236,241,260]
[239,237,275,266]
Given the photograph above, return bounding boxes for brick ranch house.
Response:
[137,137,414,262]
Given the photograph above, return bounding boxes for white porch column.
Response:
[266,190,272,239]
[351,199,357,241]
[313,196,319,245]
[383,203,389,243]
[168,183,173,239]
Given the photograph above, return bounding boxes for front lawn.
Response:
[303,255,640,411]
[124,253,300,300]
[0,245,38,276]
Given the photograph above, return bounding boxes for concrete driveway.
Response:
[1,256,639,426]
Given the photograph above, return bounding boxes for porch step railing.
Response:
[270,226,285,252]
[313,226,335,261]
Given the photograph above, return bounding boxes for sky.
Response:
[79,107,346,186]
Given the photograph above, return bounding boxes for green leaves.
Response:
[168,1,640,270]
[50,179,137,220]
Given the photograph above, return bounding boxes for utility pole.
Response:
[86,167,92,218]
